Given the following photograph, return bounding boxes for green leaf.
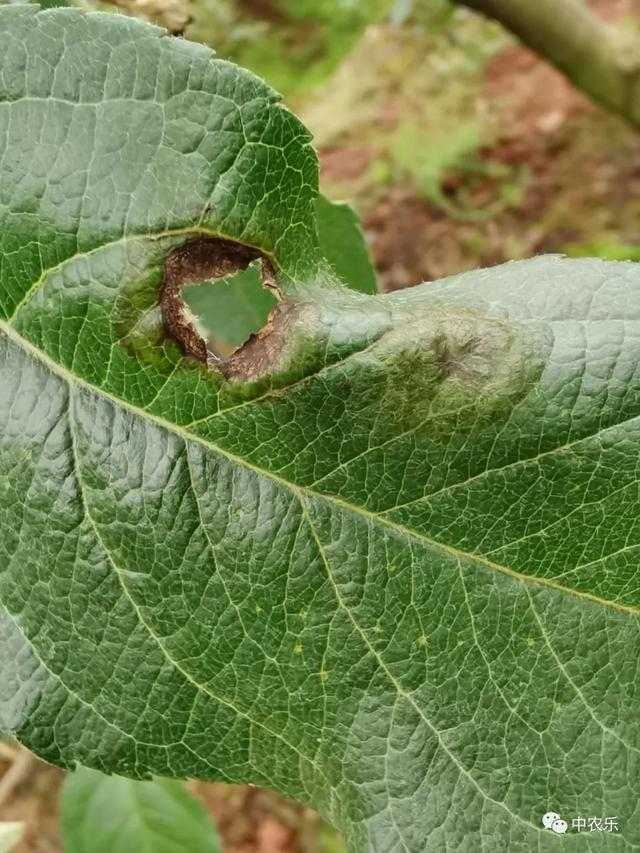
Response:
[314,196,378,295]
[2,8,640,852]
[61,768,220,853]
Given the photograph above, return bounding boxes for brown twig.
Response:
[454,0,640,128]
[0,747,34,808]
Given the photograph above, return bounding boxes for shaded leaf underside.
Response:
[1,7,640,853]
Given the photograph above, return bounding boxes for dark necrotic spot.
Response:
[160,237,290,381]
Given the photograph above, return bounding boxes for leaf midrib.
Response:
[1,317,637,619]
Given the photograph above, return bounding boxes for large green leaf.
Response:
[1,7,640,852]
[61,768,221,853]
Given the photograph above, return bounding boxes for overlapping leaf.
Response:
[1,8,640,851]
[61,768,221,853]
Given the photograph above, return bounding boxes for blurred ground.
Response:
[310,2,640,290]
[2,0,640,850]
[0,749,343,853]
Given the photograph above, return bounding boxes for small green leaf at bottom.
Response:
[61,768,221,853]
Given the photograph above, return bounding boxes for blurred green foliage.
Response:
[188,0,394,95]
[564,241,640,261]
[73,0,459,96]
[391,120,481,202]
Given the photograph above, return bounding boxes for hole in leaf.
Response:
[159,237,279,366]
[183,262,278,360]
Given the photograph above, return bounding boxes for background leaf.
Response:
[187,0,394,96]
[313,196,378,295]
[61,769,221,853]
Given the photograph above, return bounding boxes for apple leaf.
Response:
[61,768,221,853]
[1,8,640,852]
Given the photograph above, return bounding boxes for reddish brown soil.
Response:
[320,0,640,291]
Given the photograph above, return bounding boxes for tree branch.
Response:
[455,0,640,127]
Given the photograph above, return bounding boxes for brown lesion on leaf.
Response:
[220,301,293,381]
[160,236,286,380]
[436,335,483,381]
